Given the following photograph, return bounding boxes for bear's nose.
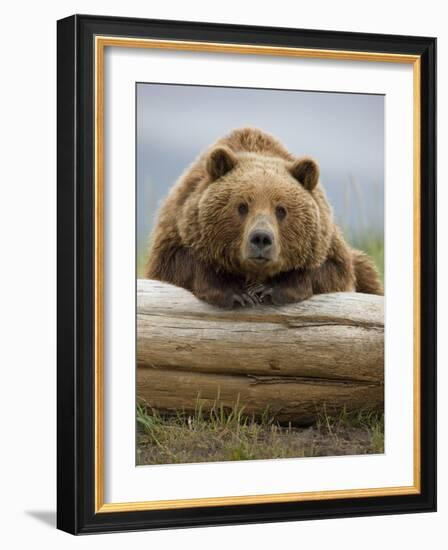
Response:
[249,229,273,253]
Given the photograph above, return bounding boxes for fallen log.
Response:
[137,279,384,423]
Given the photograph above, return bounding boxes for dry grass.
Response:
[136,400,384,466]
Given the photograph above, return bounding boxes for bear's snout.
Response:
[249,229,274,258]
[242,212,280,268]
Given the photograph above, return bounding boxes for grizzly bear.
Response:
[145,128,383,308]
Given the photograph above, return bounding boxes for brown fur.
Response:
[145,128,383,308]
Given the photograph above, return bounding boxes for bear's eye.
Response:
[276,205,287,220]
[238,202,249,216]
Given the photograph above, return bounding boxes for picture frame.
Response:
[57,14,436,534]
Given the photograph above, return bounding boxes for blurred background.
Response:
[137,83,384,279]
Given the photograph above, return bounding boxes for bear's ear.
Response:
[290,157,319,191]
[206,146,237,181]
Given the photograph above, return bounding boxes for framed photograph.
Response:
[57,14,436,534]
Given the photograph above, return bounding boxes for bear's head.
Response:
[179,145,334,280]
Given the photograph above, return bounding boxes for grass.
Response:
[136,400,384,466]
[137,246,147,279]
[350,232,384,284]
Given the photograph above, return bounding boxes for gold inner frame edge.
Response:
[94,35,421,513]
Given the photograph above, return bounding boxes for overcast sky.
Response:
[136,83,384,256]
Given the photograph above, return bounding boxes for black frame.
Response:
[57,14,436,535]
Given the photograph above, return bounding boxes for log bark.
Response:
[137,279,384,423]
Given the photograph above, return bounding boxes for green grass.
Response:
[350,232,384,284]
[137,246,147,279]
[136,400,384,466]
[316,407,385,455]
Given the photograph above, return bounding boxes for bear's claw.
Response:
[232,291,260,308]
[245,283,274,304]
[258,287,274,302]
